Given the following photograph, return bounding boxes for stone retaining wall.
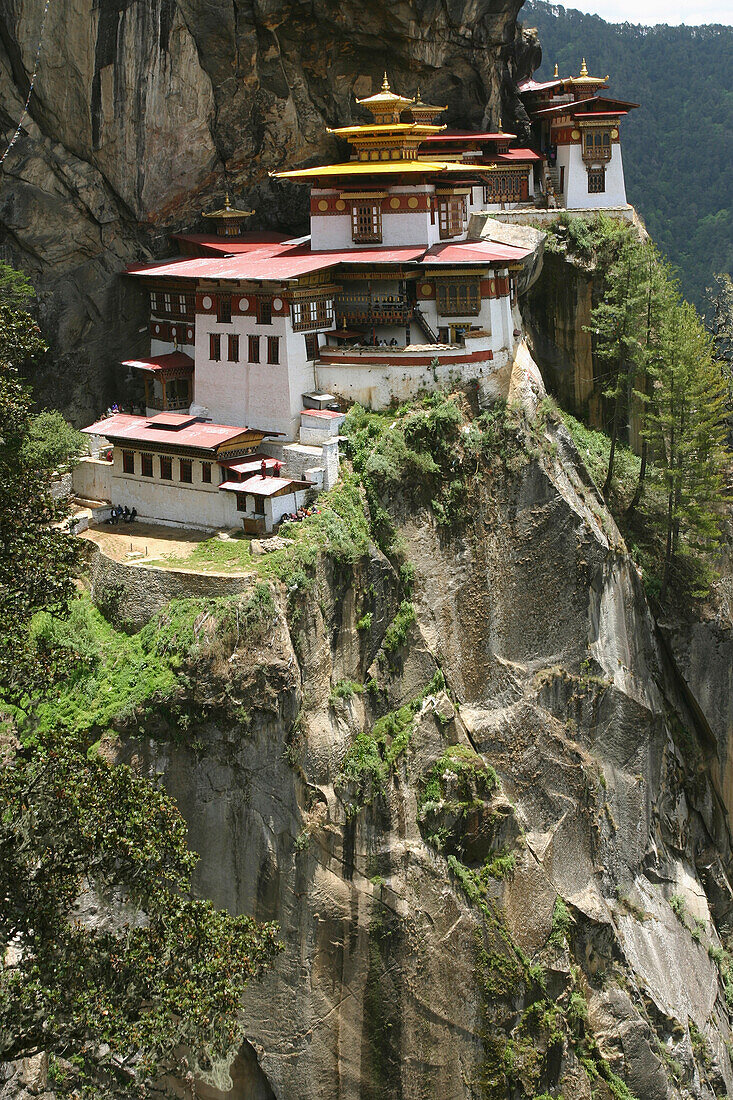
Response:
[82,542,255,632]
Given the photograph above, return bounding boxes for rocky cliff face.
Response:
[0,0,535,422]
[46,360,727,1100]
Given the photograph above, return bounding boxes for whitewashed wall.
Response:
[560,143,628,209]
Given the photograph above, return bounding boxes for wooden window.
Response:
[201,461,212,484]
[267,336,280,365]
[587,167,606,194]
[179,458,193,483]
[257,297,272,325]
[351,202,382,243]
[248,334,260,363]
[291,297,334,332]
[160,455,172,479]
[217,295,232,323]
[178,294,187,314]
[141,453,153,477]
[228,333,239,362]
[163,292,172,313]
[209,333,221,361]
[150,291,158,312]
[483,173,523,203]
[122,450,135,474]
[436,279,481,317]
[236,492,247,512]
[304,332,319,360]
[437,196,465,239]
[253,496,266,515]
[582,129,612,162]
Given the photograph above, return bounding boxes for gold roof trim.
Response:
[356,73,414,110]
[568,58,609,85]
[327,123,445,137]
[202,193,254,219]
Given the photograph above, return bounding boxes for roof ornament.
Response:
[580,58,588,77]
[382,72,391,93]
[553,63,559,78]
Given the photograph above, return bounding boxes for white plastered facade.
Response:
[556,141,628,210]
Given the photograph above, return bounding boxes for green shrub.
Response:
[382,600,416,655]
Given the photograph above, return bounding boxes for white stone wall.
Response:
[309,184,454,251]
[560,142,628,210]
[315,347,507,410]
[192,312,319,440]
[105,448,237,529]
[73,457,113,502]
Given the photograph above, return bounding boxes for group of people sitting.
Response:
[283,505,321,524]
[106,504,137,525]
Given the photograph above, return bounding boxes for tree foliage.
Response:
[0,264,283,1094]
[0,276,80,701]
[0,735,282,1096]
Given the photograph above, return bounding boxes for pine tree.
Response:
[644,299,729,601]
[628,247,679,514]
[586,236,647,498]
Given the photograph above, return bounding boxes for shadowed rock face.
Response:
[0,0,534,422]
[102,368,732,1100]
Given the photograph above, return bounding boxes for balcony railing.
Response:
[337,294,411,325]
[147,395,190,411]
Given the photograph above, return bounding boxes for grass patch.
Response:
[335,670,445,819]
[146,534,254,574]
[328,679,364,707]
[8,586,275,741]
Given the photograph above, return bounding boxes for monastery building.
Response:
[74,65,637,533]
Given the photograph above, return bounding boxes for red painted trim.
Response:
[319,348,493,366]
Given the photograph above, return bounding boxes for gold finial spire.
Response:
[498,116,503,132]
[382,72,391,92]
[553,62,559,78]
[580,58,588,77]
[224,191,231,209]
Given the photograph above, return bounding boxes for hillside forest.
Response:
[521,0,733,308]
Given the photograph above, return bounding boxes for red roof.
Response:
[423,239,530,264]
[218,454,279,475]
[531,95,639,119]
[483,148,542,164]
[82,412,268,452]
[219,476,312,497]
[301,408,344,419]
[173,232,290,256]
[122,351,194,373]
[127,242,339,282]
[311,245,426,264]
[518,77,565,93]
[419,130,518,143]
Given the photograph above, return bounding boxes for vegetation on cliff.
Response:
[542,217,730,602]
[0,272,282,1098]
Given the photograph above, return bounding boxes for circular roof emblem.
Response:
[202,295,212,310]
[408,196,419,209]
[273,297,283,311]
[187,328,193,340]
[238,297,249,311]
[318,199,329,211]
[335,199,346,211]
[390,197,401,209]
[154,324,161,334]
[420,283,432,296]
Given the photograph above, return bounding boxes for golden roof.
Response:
[568,58,609,86]
[272,159,512,181]
[328,122,444,136]
[410,88,447,115]
[202,193,254,219]
[356,73,414,112]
